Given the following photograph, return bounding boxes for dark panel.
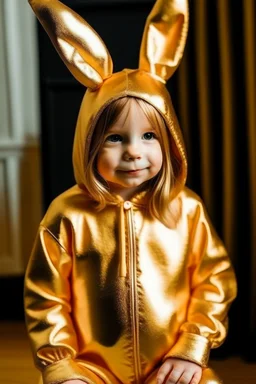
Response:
[0,276,25,321]
[41,86,83,203]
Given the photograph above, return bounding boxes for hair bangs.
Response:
[84,96,179,225]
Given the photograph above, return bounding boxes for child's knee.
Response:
[200,367,223,384]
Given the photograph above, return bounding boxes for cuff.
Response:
[163,333,211,367]
[42,358,100,384]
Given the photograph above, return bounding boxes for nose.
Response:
[123,142,142,161]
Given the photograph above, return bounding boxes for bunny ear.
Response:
[139,0,189,82]
[28,0,113,89]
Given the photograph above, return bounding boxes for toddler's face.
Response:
[97,99,163,197]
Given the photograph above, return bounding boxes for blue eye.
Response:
[143,132,156,140]
[106,134,122,142]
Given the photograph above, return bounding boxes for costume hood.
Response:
[25,6,238,383]
[29,0,189,198]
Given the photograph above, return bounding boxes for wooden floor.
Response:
[0,322,256,384]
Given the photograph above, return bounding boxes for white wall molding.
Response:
[0,140,40,150]
[0,156,23,274]
[3,0,40,142]
[0,0,42,276]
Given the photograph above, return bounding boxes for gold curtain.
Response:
[171,0,256,358]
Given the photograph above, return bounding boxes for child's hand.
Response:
[156,357,202,384]
[62,381,87,384]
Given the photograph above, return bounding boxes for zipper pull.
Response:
[119,201,133,277]
[123,201,132,210]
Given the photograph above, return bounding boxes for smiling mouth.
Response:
[120,168,147,174]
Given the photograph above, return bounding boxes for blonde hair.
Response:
[84,96,180,226]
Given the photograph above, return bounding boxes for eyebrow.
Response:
[106,126,156,133]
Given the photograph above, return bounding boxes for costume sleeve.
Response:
[163,197,237,367]
[24,224,99,384]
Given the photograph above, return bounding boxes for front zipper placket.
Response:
[123,200,141,383]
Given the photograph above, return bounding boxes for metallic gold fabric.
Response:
[139,0,189,81]
[72,68,187,198]
[28,0,113,88]
[25,186,237,383]
[25,1,237,383]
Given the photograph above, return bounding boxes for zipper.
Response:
[124,201,141,383]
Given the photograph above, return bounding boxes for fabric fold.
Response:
[163,332,211,367]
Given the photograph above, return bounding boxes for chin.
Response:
[122,181,144,188]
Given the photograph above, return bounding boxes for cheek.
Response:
[97,150,115,176]
[151,144,163,169]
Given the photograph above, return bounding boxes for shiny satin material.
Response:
[72,68,187,201]
[139,0,189,81]
[28,0,113,89]
[25,187,236,383]
[25,1,237,383]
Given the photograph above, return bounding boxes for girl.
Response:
[25,1,237,384]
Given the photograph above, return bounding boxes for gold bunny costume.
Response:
[24,1,237,383]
